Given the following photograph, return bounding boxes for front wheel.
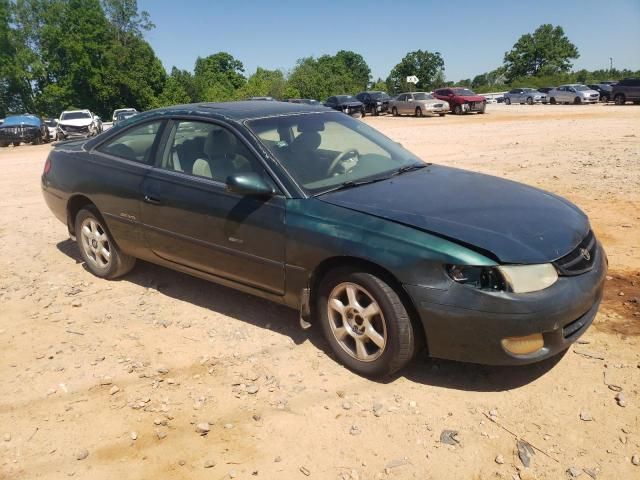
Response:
[75,207,136,279]
[574,97,582,105]
[439,113,445,117]
[453,104,463,115]
[505,97,511,105]
[391,107,398,117]
[415,107,423,117]
[317,269,416,377]
[614,94,625,105]
[526,97,533,105]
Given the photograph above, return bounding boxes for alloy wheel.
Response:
[80,217,112,269]
[327,282,387,362]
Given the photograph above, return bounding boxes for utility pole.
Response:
[610,57,613,71]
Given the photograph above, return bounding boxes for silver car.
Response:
[504,88,546,105]
[389,92,449,117]
[548,84,600,104]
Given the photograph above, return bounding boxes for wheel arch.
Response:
[66,194,97,238]
[308,255,426,351]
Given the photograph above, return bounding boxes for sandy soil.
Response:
[1,103,639,480]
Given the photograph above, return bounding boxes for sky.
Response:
[138,0,640,81]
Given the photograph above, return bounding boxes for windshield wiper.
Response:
[314,177,390,196]
[391,162,429,177]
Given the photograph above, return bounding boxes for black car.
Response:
[355,91,391,116]
[41,101,606,377]
[587,84,612,102]
[323,95,364,117]
[0,114,49,147]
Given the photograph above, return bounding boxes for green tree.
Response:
[169,67,198,102]
[101,0,153,43]
[503,24,579,81]
[370,78,387,92]
[194,52,246,101]
[334,50,370,91]
[153,75,190,108]
[386,50,444,93]
[237,67,286,99]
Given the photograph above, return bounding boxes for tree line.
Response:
[1,1,638,119]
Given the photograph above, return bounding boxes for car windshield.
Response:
[61,112,91,120]
[247,112,423,195]
[3,115,40,126]
[45,120,57,127]
[523,88,537,92]
[335,95,356,102]
[369,92,390,100]
[117,112,136,121]
[573,85,590,91]
[453,88,476,96]
[413,92,433,100]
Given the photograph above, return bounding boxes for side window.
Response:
[160,120,267,184]
[327,96,336,104]
[398,94,406,101]
[98,121,162,164]
[630,79,640,87]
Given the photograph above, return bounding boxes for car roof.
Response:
[151,101,330,121]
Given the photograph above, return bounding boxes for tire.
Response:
[439,113,445,117]
[12,141,20,147]
[526,97,533,105]
[601,95,609,103]
[373,106,379,116]
[550,97,557,105]
[317,268,416,377]
[505,97,511,105]
[453,104,463,115]
[391,107,398,117]
[415,107,423,117]
[614,94,625,105]
[574,97,582,105]
[74,206,136,279]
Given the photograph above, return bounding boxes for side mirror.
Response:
[226,172,274,197]
[408,98,414,102]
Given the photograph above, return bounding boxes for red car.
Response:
[433,87,486,115]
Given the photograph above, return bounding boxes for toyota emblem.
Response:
[580,248,591,261]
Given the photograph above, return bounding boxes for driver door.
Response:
[140,119,286,294]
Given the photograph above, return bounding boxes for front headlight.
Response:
[447,263,558,293]
[497,264,558,293]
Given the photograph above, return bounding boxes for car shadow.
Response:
[56,239,560,392]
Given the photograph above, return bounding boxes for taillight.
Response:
[43,157,52,174]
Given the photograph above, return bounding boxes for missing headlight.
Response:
[446,265,506,291]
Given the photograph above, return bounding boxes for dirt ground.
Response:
[1,104,639,480]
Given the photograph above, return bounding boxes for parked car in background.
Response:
[112,108,137,122]
[433,87,486,114]
[113,110,138,126]
[41,101,607,376]
[586,84,612,102]
[388,92,449,117]
[93,115,104,133]
[611,78,640,105]
[286,98,321,106]
[58,110,99,139]
[548,85,599,104]
[0,114,49,146]
[504,88,546,105]
[324,95,364,117]
[44,119,59,141]
[355,91,391,116]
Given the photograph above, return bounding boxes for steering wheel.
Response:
[327,149,359,176]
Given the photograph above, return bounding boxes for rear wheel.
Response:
[12,141,20,147]
[574,97,582,105]
[614,94,625,105]
[75,207,135,279]
[317,268,415,377]
[454,104,463,115]
[415,107,423,117]
[391,107,398,117]
[601,94,610,103]
[439,113,445,117]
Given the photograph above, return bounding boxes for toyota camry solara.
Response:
[41,101,607,377]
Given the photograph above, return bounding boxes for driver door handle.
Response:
[143,194,161,205]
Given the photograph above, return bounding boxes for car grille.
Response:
[433,104,443,108]
[62,124,89,133]
[563,309,591,339]
[554,230,597,276]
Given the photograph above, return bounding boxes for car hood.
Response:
[338,101,363,107]
[455,95,486,102]
[59,118,93,127]
[318,165,589,264]
[419,99,448,106]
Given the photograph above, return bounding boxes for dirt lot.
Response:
[1,104,639,480]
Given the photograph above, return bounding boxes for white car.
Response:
[111,108,137,122]
[548,84,600,105]
[58,109,98,139]
[44,119,59,140]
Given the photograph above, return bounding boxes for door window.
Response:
[159,120,270,185]
[97,121,162,164]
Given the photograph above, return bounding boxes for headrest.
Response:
[297,116,325,133]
